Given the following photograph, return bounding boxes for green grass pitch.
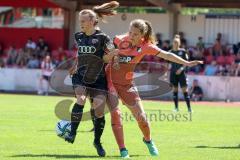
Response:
[0,94,240,160]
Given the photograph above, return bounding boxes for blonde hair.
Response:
[130,19,156,44]
[79,1,119,26]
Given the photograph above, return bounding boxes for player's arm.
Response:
[176,50,188,74]
[68,57,78,76]
[156,49,202,67]
[103,36,119,63]
[103,49,119,63]
[69,34,79,75]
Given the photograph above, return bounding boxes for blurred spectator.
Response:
[155,33,162,48]
[196,36,205,51]
[6,46,17,66]
[227,63,237,76]
[162,40,171,51]
[190,79,203,101]
[190,47,203,60]
[25,38,36,50]
[237,43,240,54]
[232,42,240,55]
[212,38,223,57]
[37,46,50,59]
[37,37,49,51]
[51,47,67,65]
[205,51,214,64]
[33,46,41,58]
[235,53,240,63]
[216,51,225,65]
[38,55,54,95]
[235,63,240,76]
[16,48,29,67]
[225,52,235,65]
[204,61,218,76]
[27,55,40,69]
[234,53,240,76]
[179,32,187,48]
[0,59,4,68]
[217,32,227,46]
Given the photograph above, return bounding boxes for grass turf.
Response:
[0,94,240,160]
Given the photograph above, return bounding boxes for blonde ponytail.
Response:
[93,1,119,19]
[79,1,119,26]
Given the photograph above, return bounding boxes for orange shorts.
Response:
[108,82,141,106]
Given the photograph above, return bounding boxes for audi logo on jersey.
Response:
[78,46,96,54]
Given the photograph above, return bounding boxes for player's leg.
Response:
[91,90,107,157]
[172,86,179,112]
[65,86,87,143]
[170,73,179,111]
[37,76,44,95]
[126,100,159,156]
[107,92,129,158]
[180,73,192,112]
[118,85,158,156]
[45,75,50,95]
[89,97,95,132]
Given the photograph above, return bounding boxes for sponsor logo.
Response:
[119,56,134,63]
[78,46,96,54]
[92,39,98,44]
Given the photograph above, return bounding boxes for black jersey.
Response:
[169,48,188,73]
[74,30,111,77]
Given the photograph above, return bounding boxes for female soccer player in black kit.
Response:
[169,35,192,112]
[65,1,119,157]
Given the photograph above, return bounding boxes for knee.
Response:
[76,95,86,105]
[173,87,178,93]
[111,108,122,126]
[182,87,188,93]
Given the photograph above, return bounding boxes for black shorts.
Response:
[170,72,188,88]
[72,71,107,93]
[43,75,50,81]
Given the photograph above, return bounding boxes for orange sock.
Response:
[129,105,151,142]
[137,118,151,141]
[111,108,125,150]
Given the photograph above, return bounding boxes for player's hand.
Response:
[69,65,77,76]
[112,62,120,70]
[186,60,203,67]
[109,49,119,56]
[176,69,182,75]
[112,55,120,70]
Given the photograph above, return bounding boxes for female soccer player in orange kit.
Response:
[104,19,202,158]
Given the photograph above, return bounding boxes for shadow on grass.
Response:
[10,154,144,159]
[38,130,94,133]
[195,145,240,149]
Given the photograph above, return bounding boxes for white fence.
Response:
[0,68,240,101]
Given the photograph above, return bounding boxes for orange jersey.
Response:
[106,34,161,85]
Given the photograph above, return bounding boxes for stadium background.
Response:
[0,1,240,160]
[0,0,240,101]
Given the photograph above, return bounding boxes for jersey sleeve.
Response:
[113,36,121,47]
[103,35,115,53]
[74,32,81,47]
[143,44,161,56]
